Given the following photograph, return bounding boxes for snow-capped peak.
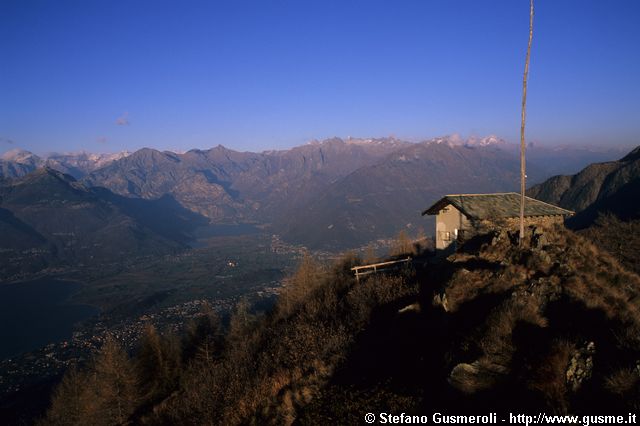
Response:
[428,134,507,147]
[430,134,464,146]
[466,135,507,147]
[0,148,41,164]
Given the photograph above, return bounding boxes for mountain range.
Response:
[82,137,410,223]
[0,168,206,280]
[3,140,639,423]
[528,146,640,274]
[528,145,640,227]
[0,149,130,180]
[0,137,632,253]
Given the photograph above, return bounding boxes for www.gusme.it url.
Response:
[363,412,637,425]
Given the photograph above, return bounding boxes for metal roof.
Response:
[422,192,574,219]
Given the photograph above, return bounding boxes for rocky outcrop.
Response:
[566,342,596,392]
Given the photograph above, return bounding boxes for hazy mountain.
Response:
[431,134,508,148]
[422,137,629,180]
[527,146,640,274]
[83,147,255,221]
[82,136,632,249]
[527,145,640,226]
[520,144,632,181]
[3,138,631,252]
[230,137,411,220]
[0,149,42,179]
[0,149,130,179]
[83,137,409,223]
[0,168,206,279]
[44,151,131,178]
[279,140,543,249]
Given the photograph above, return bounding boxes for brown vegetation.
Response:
[41,221,640,423]
[390,230,414,256]
[42,251,417,425]
[41,336,138,426]
[580,214,640,275]
[428,222,640,414]
[390,229,431,257]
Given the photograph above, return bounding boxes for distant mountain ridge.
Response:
[2,137,632,250]
[527,145,640,226]
[0,149,130,180]
[527,145,640,274]
[280,140,538,248]
[0,168,206,280]
[83,137,410,224]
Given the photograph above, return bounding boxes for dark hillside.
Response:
[301,224,640,420]
[528,145,640,273]
[84,147,249,221]
[0,168,205,279]
[40,223,640,424]
[578,215,640,275]
[527,145,639,218]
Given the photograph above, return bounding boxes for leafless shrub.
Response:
[390,230,413,257]
[41,335,139,426]
[276,253,325,320]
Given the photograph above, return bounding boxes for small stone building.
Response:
[422,192,574,250]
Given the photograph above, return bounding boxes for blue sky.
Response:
[1,0,639,154]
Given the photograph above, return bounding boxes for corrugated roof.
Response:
[422,192,574,219]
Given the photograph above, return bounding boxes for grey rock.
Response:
[566,341,596,391]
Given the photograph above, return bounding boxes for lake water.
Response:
[191,223,261,248]
[0,278,99,359]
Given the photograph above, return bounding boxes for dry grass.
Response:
[150,253,417,425]
[390,229,432,257]
[390,230,416,257]
[44,220,640,422]
[446,221,640,324]
[527,340,573,414]
[437,220,640,412]
[605,367,640,396]
[472,295,547,374]
[275,252,326,320]
[580,215,640,275]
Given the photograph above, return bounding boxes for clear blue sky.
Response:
[1,0,639,154]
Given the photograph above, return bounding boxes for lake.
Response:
[191,223,261,248]
[0,278,99,359]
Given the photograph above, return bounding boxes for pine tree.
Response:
[135,324,181,405]
[277,253,323,318]
[91,335,139,425]
[391,229,413,256]
[182,303,222,362]
[42,335,138,426]
[227,297,255,342]
[40,366,92,425]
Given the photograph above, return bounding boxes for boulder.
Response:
[566,341,596,391]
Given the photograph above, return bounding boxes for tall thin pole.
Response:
[520,0,534,245]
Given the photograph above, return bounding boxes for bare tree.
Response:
[520,0,534,244]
